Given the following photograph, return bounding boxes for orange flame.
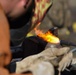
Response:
[34,24,60,44]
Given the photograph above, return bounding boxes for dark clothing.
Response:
[11,36,47,58]
[10,22,31,46]
[8,36,47,73]
[9,12,32,29]
[8,1,34,46]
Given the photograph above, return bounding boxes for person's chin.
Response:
[8,1,33,19]
[24,0,33,9]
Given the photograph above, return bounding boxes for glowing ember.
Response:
[34,27,60,44]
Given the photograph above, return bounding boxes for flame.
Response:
[34,24,60,44]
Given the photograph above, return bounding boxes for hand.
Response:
[40,47,70,66]
[58,52,73,72]
[16,61,54,75]
[0,68,32,75]
[0,39,11,67]
[0,4,11,66]
[15,47,70,73]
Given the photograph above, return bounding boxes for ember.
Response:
[34,24,60,44]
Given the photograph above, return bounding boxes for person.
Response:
[0,0,52,75]
[0,0,75,75]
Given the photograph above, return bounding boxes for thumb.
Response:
[4,50,12,66]
[55,47,70,56]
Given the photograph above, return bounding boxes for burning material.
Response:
[34,23,76,46]
[34,24,60,44]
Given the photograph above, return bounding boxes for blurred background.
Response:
[69,0,76,22]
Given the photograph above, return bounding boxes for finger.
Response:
[58,72,61,75]
[72,58,76,65]
[59,52,73,71]
[67,52,73,66]
[0,51,5,67]
[0,67,9,75]
[0,55,5,67]
[62,63,68,71]
[67,60,71,67]
[58,64,63,72]
[56,47,70,56]
[4,50,12,66]
[59,58,69,71]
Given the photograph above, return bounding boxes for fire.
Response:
[34,26,60,44]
